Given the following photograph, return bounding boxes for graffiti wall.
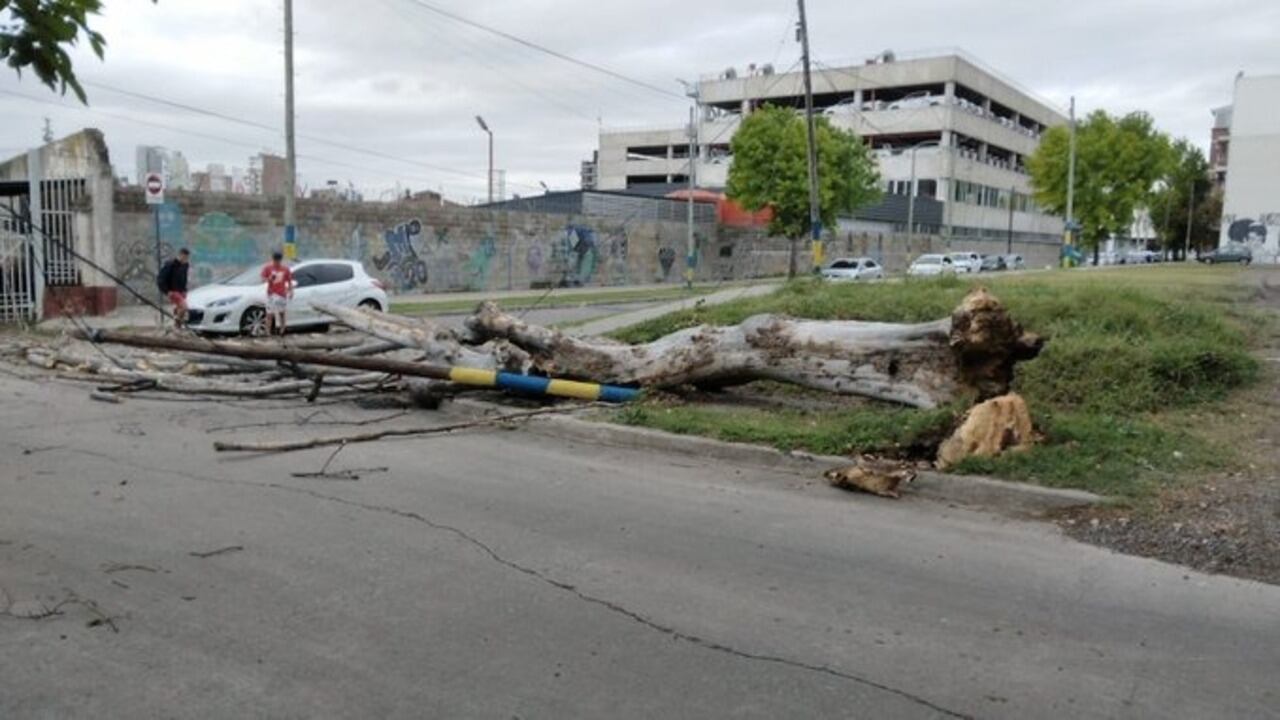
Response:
[111,189,743,302]
[110,188,1065,305]
[1220,213,1280,263]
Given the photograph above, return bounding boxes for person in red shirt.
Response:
[260,251,294,336]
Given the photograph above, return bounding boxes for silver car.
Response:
[821,257,884,281]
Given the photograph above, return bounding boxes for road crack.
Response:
[265,482,976,720]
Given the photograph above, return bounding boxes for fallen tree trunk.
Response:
[465,288,1042,409]
[75,329,460,382]
[314,302,529,372]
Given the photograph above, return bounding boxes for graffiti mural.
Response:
[658,246,677,281]
[555,225,600,287]
[466,234,497,291]
[1224,212,1280,263]
[604,228,629,286]
[373,219,428,291]
[189,212,260,284]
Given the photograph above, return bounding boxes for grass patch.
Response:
[608,266,1263,498]
[615,403,959,458]
[391,284,728,316]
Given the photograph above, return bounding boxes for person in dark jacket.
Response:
[157,248,191,328]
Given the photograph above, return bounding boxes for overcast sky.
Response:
[1,0,1276,203]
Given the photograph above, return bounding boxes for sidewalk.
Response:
[569,282,780,336]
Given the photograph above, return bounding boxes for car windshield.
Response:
[828,260,855,269]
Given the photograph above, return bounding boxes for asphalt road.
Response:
[2,371,1278,719]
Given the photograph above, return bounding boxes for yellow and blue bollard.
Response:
[447,368,639,403]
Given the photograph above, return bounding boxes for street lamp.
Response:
[677,78,699,289]
[539,181,550,193]
[475,115,493,203]
[904,140,941,242]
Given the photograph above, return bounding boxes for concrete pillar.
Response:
[979,142,989,161]
[853,89,864,107]
[944,82,955,102]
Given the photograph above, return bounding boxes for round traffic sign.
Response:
[146,174,163,194]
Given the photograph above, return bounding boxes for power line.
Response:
[78,80,543,193]
[376,0,600,126]
[399,0,687,102]
[0,88,483,197]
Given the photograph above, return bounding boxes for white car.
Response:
[184,259,389,336]
[1002,254,1026,271]
[820,257,884,281]
[947,252,982,273]
[907,254,957,277]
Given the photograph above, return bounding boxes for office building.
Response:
[596,50,1068,243]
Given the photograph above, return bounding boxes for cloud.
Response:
[1,0,1276,202]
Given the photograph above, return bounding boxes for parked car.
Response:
[1002,254,1026,270]
[820,256,884,281]
[1125,250,1157,265]
[979,254,1007,272]
[1200,244,1253,265]
[184,259,388,336]
[947,252,981,273]
[907,254,957,277]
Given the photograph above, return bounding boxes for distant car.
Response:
[887,90,941,111]
[1002,254,1026,270]
[947,252,981,273]
[184,259,388,336]
[1200,244,1253,265]
[821,257,884,281]
[1125,250,1157,265]
[979,255,1007,272]
[908,254,957,277]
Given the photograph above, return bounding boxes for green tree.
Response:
[1027,110,1174,262]
[1148,140,1216,259]
[726,105,881,275]
[0,0,152,103]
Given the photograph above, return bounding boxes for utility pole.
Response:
[283,0,297,259]
[796,0,821,277]
[1064,96,1077,266]
[1007,184,1016,254]
[1184,176,1196,260]
[685,104,697,289]
[475,116,494,203]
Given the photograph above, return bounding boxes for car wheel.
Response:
[240,306,268,337]
[358,299,383,312]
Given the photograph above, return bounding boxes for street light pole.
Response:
[283,0,297,259]
[796,0,821,277]
[1184,176,1197,260]
[475,115,493,203]
[1065,96,1077,265]
[678,78,700,290]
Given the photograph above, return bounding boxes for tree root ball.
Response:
[936,393,1036,470]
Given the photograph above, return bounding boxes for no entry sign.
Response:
[144,172,165,205]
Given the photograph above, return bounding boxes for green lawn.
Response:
[390,284,723,316]
[610,266,1266,499]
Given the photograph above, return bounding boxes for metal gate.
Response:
[0,189,37,323]
[0,166,86,323]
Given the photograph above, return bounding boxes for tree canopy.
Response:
[0,0,144,103]
[1147,140,1217,257]
[1027,110,1174,254]
[726,105,881,244]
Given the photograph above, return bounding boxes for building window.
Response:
[916,179,937,199]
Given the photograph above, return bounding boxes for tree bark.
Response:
[313,302,530,372]
[465,288,1041,409]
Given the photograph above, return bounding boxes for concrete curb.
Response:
[521,413,1103,516]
